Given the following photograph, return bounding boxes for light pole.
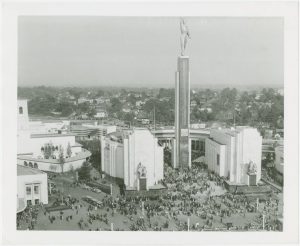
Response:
[153,105,156,130]
[142,201,145,217]
[111,222,114,231]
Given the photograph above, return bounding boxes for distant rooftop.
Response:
[107,128,154,143]
[31,133,75,138]
[17,165,45,176]
[215,126,256,137]
[30,119,64,123]
[70,125,90,131]
[208,137,226,146]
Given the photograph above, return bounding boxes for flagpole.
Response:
[153,105,156,130]
[233,109,236,128]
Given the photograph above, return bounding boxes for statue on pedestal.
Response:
[248,161,257,174]
[180,18,191,56]
[137,162,147,178]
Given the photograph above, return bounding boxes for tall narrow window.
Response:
[26,186,31,195]
[217,154,220,166]
[19,107,23,114]
[34,185,39,194]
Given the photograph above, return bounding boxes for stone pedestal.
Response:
[247,172,257,186]
[173,56,191,168]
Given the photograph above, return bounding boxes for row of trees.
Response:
[191,88,283,128]
[77,140,101,172]
[20,86,283,128]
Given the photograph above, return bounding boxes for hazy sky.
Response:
[18,16,283,88]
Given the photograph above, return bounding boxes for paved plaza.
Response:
[17,164,283,231]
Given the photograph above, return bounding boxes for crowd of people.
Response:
[17,205,40,230]
[17,163,282,231]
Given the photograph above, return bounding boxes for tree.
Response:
[55,101,74,116]
[127,94,137,105]
[78,140,101,172]
[164,148,172,167]
[68,88,82,100]
[43,142,54,159]
[28,95,57,116]
[110,98,122,113]
[66,142,72,157]
[78,161,92,181]
[96,90,105,97]
[124,112,135,122]
[77,102,90,114]
[58,145,65,173]
[88,107,96,118]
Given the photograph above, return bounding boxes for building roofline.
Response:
[30,133,76,138]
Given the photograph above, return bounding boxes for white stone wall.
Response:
[210,130,235,182]
[28,135,76,158]
[238,128,262,184]
[71,146,82,155]
[17,157,88,173]
[206,127,262,185]
[18,100,29,131]
[205,138,226,177]
[101,129,164,190]
[17,130,32,154]
[126,130,164,189]
[29,121,68,134]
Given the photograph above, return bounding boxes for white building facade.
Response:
[17,165,48,211]
[101,129,164,191]
[17,100,91,173]
[205,127,262,185]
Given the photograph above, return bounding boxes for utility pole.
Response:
[142,201,145,217]
[111,222,114,231]
[153,105,156,130]
[233,109,236,128]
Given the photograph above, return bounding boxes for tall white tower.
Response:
[172,56,191,169]
[17,99,31,154]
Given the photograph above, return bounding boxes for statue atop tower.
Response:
[180,18,191,56]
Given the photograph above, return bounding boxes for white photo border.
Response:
[1,1,299,245]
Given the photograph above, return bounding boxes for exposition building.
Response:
[100,128,164,191]
[205,126,262,186]
[17,165,48,213]
[17,99,91,173]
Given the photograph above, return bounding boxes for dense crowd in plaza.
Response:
[17,164,282,231]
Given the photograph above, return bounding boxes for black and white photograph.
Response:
[1,1,299,245]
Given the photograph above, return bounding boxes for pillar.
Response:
[173,56,191,169]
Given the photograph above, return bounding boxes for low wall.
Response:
[224,181,272,194]
[86,181,112,195]
[17,150,91,173]
[124,186,167,198]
